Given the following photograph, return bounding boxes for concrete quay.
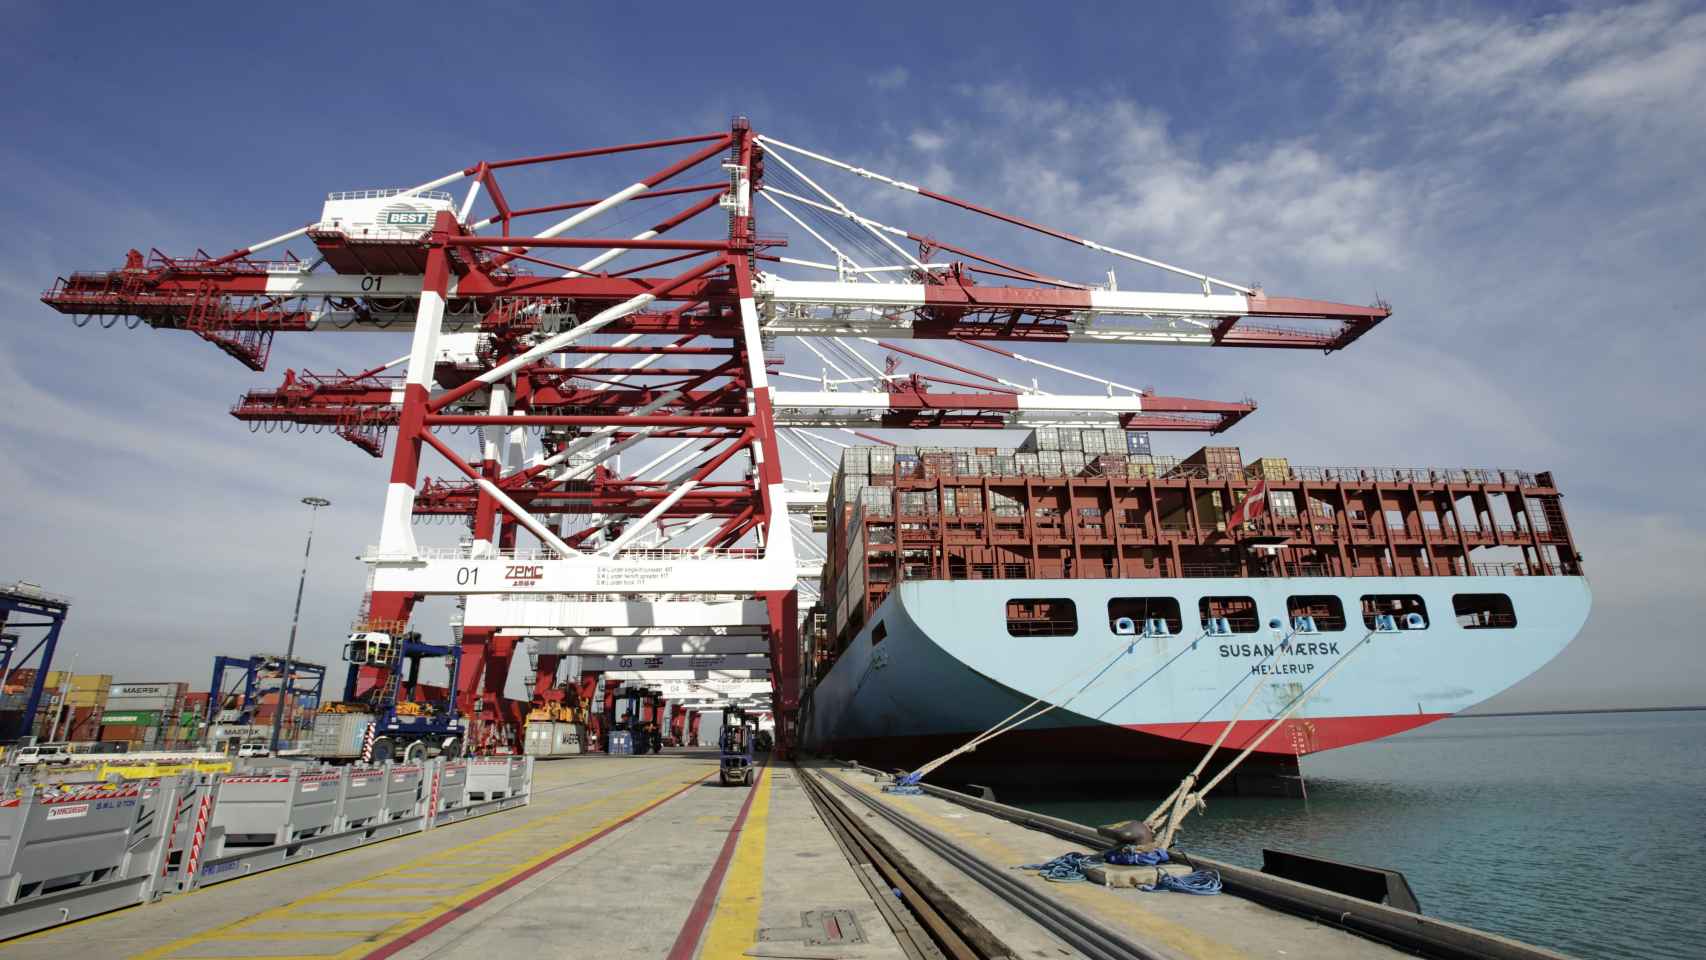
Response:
[4,751,1570,959]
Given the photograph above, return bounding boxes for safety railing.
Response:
[0,756,534,939]
[326,188,454,202]
[849,460,1548,488]
[386,545,766,562]
[876,557,1564,587]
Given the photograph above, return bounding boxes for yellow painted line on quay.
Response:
[696,765,774,959]
[129,766,708,960]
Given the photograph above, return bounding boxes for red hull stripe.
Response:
[1127,712,1451,755]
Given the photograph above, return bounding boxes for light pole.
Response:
[270,496,330,754]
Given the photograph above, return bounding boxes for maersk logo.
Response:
[381,210,431,226]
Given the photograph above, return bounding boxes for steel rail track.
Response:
[806,765,1185,960]
[798,762,1009,959]
[791,767,1180,960]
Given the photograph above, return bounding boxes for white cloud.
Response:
[1286,1,1706,135]
[908,129,946,152]
[929,88,1415,276]
[870,65,909,91]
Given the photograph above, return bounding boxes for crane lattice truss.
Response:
[41,119,1389,754]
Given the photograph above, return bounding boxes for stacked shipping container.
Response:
[100,681,187,749]
[815,431,1580,674]
[0,671,112,743]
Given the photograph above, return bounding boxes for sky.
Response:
[1,1,1701,711]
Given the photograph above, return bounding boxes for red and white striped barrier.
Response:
[183,792,214,878]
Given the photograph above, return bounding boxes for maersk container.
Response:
[523,720,584,757]
[308,712,375,759]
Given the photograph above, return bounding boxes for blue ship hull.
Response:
[801,575,1590,789]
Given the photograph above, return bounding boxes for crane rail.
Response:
[797,763,1180,960]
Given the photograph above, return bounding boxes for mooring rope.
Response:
[1016,847,1173,883]
[1150,628,1382,848]
[888,628,1204,794]
[1142,869,1223,895]
[1142,626,1299,827]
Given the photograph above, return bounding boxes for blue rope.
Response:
[1141,868,1223,895]
[1105,847,1170,866]
[1018,851,1102,882]
[1018,847,1169,882]
[882,771,924,795]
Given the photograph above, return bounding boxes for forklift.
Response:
[718,705,758,786]
[607,686,662,755]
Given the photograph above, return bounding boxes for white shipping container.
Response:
[106,696,177,712]
[698,710,725,749]
[107,683,180,699]
[308,712,377,759]
[524,720,584,757]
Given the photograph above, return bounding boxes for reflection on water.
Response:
[1017,711,1706,960]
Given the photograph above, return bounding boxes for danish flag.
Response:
[1228,480,1269,527]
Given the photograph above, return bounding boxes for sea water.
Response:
[1019,710,1706,959]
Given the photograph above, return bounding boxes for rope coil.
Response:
[1017,847,1172,883]
[1141,869,1222,895]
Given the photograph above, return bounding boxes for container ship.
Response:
[800,430,1590,792]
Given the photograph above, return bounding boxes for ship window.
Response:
[1361,594,1428,629]
[1453,594,1517,629]
[870,621,888,646]
[1006,599,1078,637]
[1108,598,1183,635]
[1286,595,1346,632]
[1200,596,1259,634]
